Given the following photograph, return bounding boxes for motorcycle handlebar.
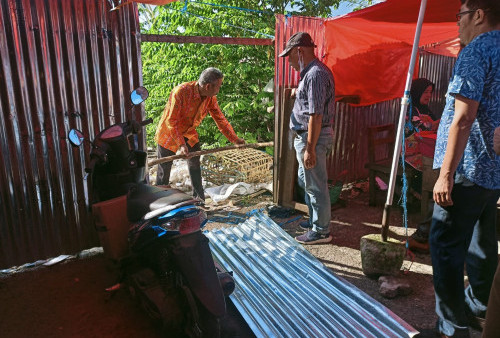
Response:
[141,118,153,126]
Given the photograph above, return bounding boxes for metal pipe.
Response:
[381,0,428,241]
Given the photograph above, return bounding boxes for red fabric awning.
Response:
[324,0,461,106]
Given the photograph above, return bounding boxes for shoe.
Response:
[295,231,332,245]
[407,237,430,253]
[411,227,429,243]
[465,308,486,331]
[299,220,312,229]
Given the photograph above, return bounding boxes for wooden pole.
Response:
[148,142,274,167]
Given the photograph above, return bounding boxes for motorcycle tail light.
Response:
[179,210,207,234]
[158,209,207,234]
[178,216,201,234]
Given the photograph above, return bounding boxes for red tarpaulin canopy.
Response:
[324,0,461,106]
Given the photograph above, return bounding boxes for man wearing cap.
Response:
[279,32,335,244]
[155,67,245,201]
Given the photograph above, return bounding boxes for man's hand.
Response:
[433,173,454,206]
[177,145,189,156]
[234,138,245,145]
[304,148,316,169]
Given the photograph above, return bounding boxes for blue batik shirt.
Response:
[289,59,335,133]
[433,30,500,190]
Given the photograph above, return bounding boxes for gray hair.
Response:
[199,67,224,86]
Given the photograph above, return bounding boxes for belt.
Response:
[294,125,331,136]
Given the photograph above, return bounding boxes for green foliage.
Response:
[140,1,278,150]
[139,0,368,150]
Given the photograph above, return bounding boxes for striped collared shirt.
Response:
[155,81,239,152]
[290,58,335,132]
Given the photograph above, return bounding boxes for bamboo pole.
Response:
[148,142,274,167]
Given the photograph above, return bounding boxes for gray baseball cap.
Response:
[279,32,317,57]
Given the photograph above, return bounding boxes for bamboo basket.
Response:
[201,148,272,185]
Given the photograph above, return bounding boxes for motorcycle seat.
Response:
[127,184,197,222]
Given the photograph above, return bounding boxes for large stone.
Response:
[360,234,405,277]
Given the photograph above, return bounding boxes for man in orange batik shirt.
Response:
[154,67,245,201]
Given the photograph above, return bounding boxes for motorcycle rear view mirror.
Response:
[68,129,85,147]
[130,86,149,105]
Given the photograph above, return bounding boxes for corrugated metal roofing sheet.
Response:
[206,212,418,337]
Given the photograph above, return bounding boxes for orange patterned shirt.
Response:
[154,81,239,152]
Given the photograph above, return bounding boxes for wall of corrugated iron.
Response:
[0,0,143,268]
[274,14,455,186]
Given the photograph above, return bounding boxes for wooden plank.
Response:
[141,34,274,46]
[148,141,273,167]
[282,201,309,215]
[277,89,297,206]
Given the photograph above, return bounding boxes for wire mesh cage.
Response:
[201,148,273,185]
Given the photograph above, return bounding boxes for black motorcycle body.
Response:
[68,87,234,337]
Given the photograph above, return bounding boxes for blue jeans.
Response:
[430,182,499,337]
[294,130,333,235]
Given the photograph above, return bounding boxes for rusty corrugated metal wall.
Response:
[0,0,143,268]
[274,14,455,193]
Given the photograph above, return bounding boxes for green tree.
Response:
[139,0,368,150]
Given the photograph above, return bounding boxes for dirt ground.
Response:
[0,184,489,337]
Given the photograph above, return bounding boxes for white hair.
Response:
[199,67,224,86]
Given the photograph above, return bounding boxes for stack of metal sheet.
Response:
[206,211,418,338]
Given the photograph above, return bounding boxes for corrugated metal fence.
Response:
[0,8,456,268]
[0,0,143,268]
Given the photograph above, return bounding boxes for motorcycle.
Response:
[68,87,235,337]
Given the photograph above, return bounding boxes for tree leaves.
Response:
[139,0,368,151]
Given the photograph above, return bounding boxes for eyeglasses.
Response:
[456,10,476,21]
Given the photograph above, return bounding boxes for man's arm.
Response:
[164,88,189,153]
[304,114,322,169]
[433,95,479,206]
[303,71,331,170]
[494,126,500,155]
[208,98,245,144]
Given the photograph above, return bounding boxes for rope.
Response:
[400,93,415,273]
[405,92,420,136]
[206,208,266,224]
[277,215,302,227]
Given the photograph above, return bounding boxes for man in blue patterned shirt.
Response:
[430,0,500,336]
[279,32,335,244]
